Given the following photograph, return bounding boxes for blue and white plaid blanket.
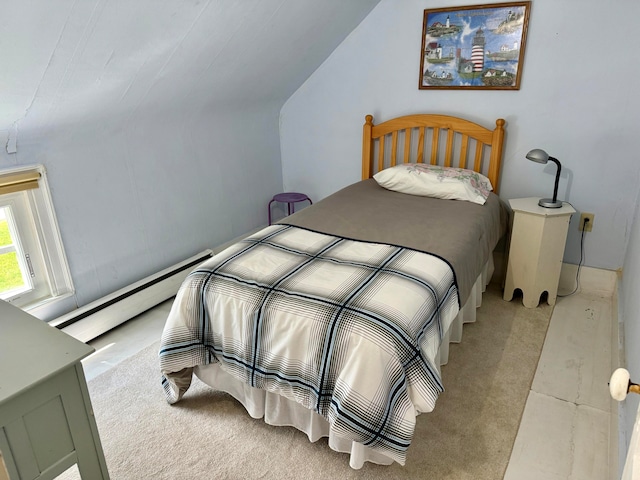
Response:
[159,225,459,465]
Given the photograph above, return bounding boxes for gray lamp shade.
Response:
[526,148,550,164]
[526,148,563,208]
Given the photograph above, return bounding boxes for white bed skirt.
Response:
[194,258,494,469]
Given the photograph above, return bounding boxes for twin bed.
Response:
[159,113,508,469]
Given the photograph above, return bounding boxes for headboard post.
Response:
[488,118,506,194]
[362,115,374,180]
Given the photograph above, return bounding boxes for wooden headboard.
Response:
[362,114,506,193]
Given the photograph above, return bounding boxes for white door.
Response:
[623,401,640,480]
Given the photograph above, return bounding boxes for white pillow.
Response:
[373,163,493,205]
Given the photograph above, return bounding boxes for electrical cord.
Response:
[558,215,588,297]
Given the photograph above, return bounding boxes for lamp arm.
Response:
[549,157,561,203]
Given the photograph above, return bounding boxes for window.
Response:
[0,203,33,299]
[0,166,74,311]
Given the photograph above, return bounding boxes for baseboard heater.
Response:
[51,250,213,343]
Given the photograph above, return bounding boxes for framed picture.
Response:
[419,2,531,90]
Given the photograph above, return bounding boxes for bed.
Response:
[159,113,508,468]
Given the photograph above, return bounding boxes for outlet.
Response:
[579,213,594,232]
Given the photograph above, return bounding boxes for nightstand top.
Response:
[508,197,576,217]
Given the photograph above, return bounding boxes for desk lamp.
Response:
[526,148,563,208]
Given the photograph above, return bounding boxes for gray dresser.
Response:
[0,300,109,479]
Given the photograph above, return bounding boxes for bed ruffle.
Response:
[193,258,494,469]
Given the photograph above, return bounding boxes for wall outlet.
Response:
[579,213,594,232]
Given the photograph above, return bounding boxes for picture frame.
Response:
[419,2,531,90]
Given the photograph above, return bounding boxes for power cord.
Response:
[558,215,588,297]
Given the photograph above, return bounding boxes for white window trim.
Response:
[0,165,75,314]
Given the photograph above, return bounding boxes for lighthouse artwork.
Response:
[419,2,530,90]
[458,28,486,79]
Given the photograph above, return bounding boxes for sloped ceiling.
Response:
[1,0,380,140]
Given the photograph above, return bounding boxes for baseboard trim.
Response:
[611,280,622,479]
[558,263,618,297]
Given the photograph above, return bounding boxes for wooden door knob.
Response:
[610,368,640,401]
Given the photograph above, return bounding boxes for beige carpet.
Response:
[59,284,552,480]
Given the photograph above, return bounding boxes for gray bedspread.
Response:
[280,179,509,305]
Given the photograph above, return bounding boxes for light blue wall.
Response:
[280,0,640,272]
[1,103,284,310]
[0,0,381,318]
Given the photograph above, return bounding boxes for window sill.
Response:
[23,292,78,322]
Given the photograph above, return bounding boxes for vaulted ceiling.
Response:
[1,0,380,139]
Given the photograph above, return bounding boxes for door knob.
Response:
[610,368,640,401]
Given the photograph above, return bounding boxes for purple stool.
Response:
[268,192,312,225]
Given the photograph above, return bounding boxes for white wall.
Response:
[280,0,640,272]
[621,185,640,465]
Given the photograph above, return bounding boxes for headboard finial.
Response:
[362,115,375,179]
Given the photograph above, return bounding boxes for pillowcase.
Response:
[373,163,493,205]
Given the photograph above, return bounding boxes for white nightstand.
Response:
[503,197,576,308]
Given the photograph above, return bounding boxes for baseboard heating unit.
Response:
[51,250,213,343]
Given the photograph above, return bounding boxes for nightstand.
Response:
[503,197,576,308]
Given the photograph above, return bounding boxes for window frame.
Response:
[0,165,74,313]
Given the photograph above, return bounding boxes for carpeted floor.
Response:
[59,284,552,480]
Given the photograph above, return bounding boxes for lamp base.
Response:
[538,198,563,208]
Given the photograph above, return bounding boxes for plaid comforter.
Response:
[159,225,460,465]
